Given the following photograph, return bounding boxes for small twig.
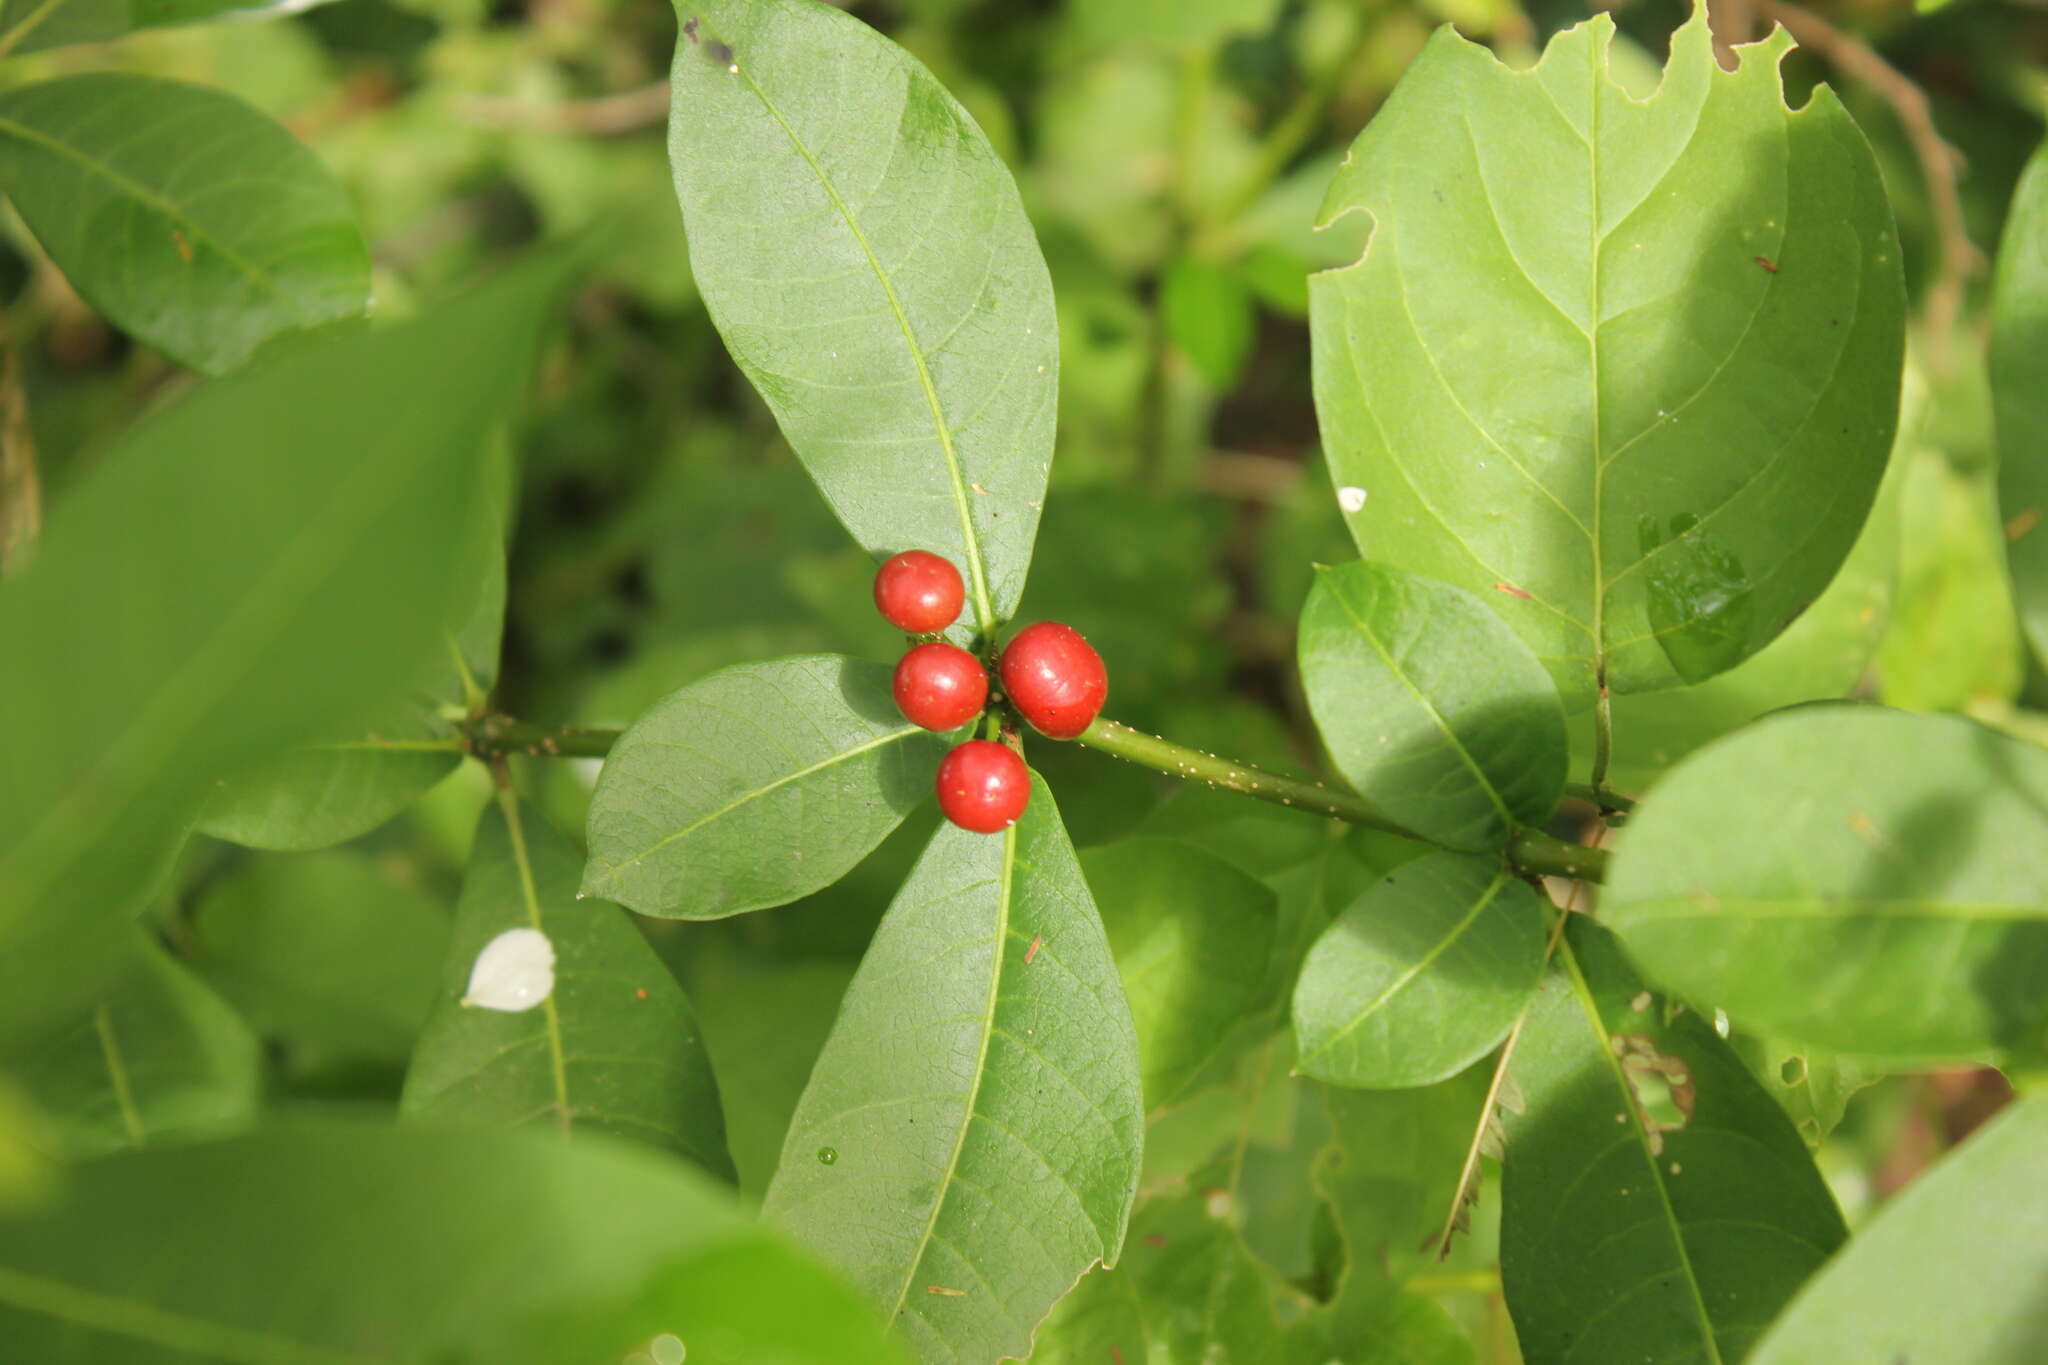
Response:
[1763,1,1984,369]
[453,81,669,136]
[0,312,38,578]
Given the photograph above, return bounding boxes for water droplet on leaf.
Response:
[817,1146,838,1165]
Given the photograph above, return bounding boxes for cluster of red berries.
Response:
[873,550,1108,834]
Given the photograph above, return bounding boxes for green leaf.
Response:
[1083,837,1279,1112]
[1310,11,1905,706]
[1993,137,2048,668]
[189,851,450,1074]
[1593,420,1904,791]
[1162,256,1256,390]
[198,450,510,852]
[0,0,340,58]
[667,0,1057,632]
[6,937,258,1160]
[1501,919,1846,1365]
[1750,1093,2048,1364]
[762,775,1143,1365]
[581,655,943,919]
[403,796,732,1177]
[1311,1075,1490,1339]
[1034,1184,1288,1363]
[1732,1035,1878,1150]
[1602,706,2048,1063]
[0,255,570,1047]
[0,74,371,374]
[1294,852,1546,1090]
[0,1122,907,1364]
[1298,560,1568,850]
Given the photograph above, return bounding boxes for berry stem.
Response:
[1073,717,1608,884]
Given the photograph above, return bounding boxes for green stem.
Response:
[1075,716,1608,883]
[465,717,620,759]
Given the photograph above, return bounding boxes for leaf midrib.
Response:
[587,722,920,890]
[1558,936,1725,1365]
[496,788,572,1137]
[1301,867,1511,1065]
[0,107,297,308]
[884,819,1016,1328]
[0,1263,381,1365]
[730,63,997,636]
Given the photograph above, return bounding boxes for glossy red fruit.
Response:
[873,550,965,634]
[999,622,1108,740]
[935,739,1030,833]
[893,642,989,732]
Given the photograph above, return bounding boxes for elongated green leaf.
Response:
[0,1122,907,1364]
[190,851,450,1075]
[404,797,732,1178]
[1603,706,2048,1062]
[0,256,570,1047]
[668,0,1056,631]
[1501,920,1845,1365]
[7,937,258,1160]
[1310,11,1904,706]
[0,0,341,59]
[198,454,509,852]
[1294,852,1546,1089]
[1992,137,2048,668]
[582,655,943,918]
[1083,837,1278,1112]
[1299,561,1567,850]
[1751,1093,2048,1363]
[762,775,1143,1365]
[0,74,370,374]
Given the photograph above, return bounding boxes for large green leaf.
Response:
[0,257,569,1047]
[0,74,370,374]
[189,851,450,1075]
[1309,11,1904,706]
[0,1122,907,1364]
[404,797,732,1178]
[1298,561,1567,850]
[1992,137,2048,668]
[581,655,943,918]
[1083,837,1278,1113]
[762,776,1143,1365]
[667,0,1057,633]
[1501,920,1845,1365]
[6,937,258,1160]
[1293,852,1546,1089]
[1751,1093,2048,1363]
[1602,706,2048,1063]
[197,449,510,852]
[0,0,341,59]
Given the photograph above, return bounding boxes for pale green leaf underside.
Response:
[1751,1094,2048,1363]
[0,1123,904,1363]
[404,801,732,1179]
[1992,138,2048,668]
[1298,560,1567,850]
[1309,10,1904,705]
[1293,851,1545,1089]
[1501,920,1844,1365]
[0,73,370,374]
[581,655,943,919]
[6,938,258,1160]
[1603,706,2048,1063]
[763,775,1143,1365]
[668,0,1057,629]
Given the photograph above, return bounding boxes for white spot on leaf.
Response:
[463,927,556,1012]
[1337,485,1368,513]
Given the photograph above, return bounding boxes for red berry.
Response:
[893,642,989,732]
[935,739,1030,833]
[998,622,1108,740]
[874,551,965,634]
